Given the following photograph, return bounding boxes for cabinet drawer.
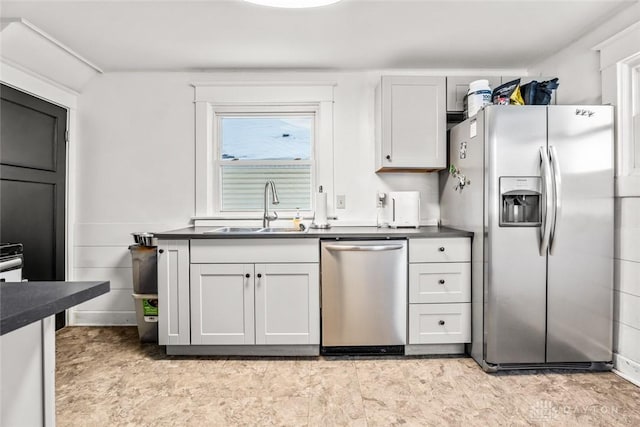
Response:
[409,303,471,344]
[409,263,470,303]
[409,238,470,263]
[191,239,319,263]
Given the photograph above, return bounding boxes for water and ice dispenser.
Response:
[499,177,542,227]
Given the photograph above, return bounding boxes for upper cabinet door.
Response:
[376,76,446,172]
[446,76,502,112]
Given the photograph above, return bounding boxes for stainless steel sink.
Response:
[204,226,306,234]
[258,227,306,233]
[204,227,264,233]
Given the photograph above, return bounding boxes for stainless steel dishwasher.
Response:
[321,239,407,355]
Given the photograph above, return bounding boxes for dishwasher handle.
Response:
[324,244,404,252]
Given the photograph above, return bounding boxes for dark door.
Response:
[0,83,67,329]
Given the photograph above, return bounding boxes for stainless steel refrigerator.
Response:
[441,105,614,372]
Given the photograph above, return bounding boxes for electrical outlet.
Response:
[336,195,346,209]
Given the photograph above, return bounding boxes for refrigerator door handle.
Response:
[548,145,562,255]
[539,146,553,256]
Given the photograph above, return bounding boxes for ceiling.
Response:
[0,0,635,72]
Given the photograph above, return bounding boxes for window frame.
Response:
[595,22,640,196]
[213,106,318,214]
[193,82,335,219]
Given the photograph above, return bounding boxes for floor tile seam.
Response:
[353,360,371,427]
[306,387,312,426]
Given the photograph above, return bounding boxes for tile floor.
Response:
[56,327,640,426]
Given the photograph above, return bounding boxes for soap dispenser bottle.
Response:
[292,208,302,230]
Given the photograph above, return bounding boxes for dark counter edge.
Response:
[1,281,110,335]
[153,226,473,239]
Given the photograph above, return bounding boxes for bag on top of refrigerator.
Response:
[521,78,559,105]
[492,79,524,106]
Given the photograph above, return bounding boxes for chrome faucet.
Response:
[263,180,280,228]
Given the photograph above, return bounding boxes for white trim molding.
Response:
[193,82,336,218]
[595,20,640,386]
[594,20,640,70]
[0,18,102,93]
[597,22,640,197]
[614,353,640,387]
[1,60,79,286]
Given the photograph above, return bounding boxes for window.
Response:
[193,82,335,218]
[216,112,315,211]
[595,22,640,184]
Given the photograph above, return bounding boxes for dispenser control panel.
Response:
[499,177,542,227]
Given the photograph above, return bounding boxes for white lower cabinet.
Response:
[255,263,320,345]
[158,239,190,346]
[190,263,255,345]
[407,237,471,352]
[409,303,471,344]
[190,262,319,346]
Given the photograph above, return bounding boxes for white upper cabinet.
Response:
[446,76,502,112]
[375,76,446,172]
[446,76,558,114]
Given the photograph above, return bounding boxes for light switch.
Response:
[336,195,346,209]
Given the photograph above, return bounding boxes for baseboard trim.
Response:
[68,310,136,326]
[166,345,320,356]
[613,353,640,387]
[404,343,466,356]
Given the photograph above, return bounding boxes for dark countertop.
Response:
[153,225,473,239]
[0,281,110,335]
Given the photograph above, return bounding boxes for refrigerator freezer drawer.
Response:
[409,263,471,303]
[408,303,471,344]
[409,238,471,263]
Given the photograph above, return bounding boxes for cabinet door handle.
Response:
[158,249,164,254]
[439,279,445,284]
[257,273,262,278]
[245,273,250,278]
[439,320,445,326]
[386,154,391,161]
[438,247,445,252]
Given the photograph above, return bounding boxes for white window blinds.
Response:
[216,114,315,212]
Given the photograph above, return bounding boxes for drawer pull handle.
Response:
[245,273,250,278]
[439,320,445,326]
[257,273,262,278]
[439,279,446,284]
[438,247,445,252]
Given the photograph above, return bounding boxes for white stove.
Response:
[0,243,23,282]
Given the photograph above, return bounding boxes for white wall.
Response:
[530,5,640,386]
[71,72,196,325]
[72,69,520,324]
[528,3,640,104]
